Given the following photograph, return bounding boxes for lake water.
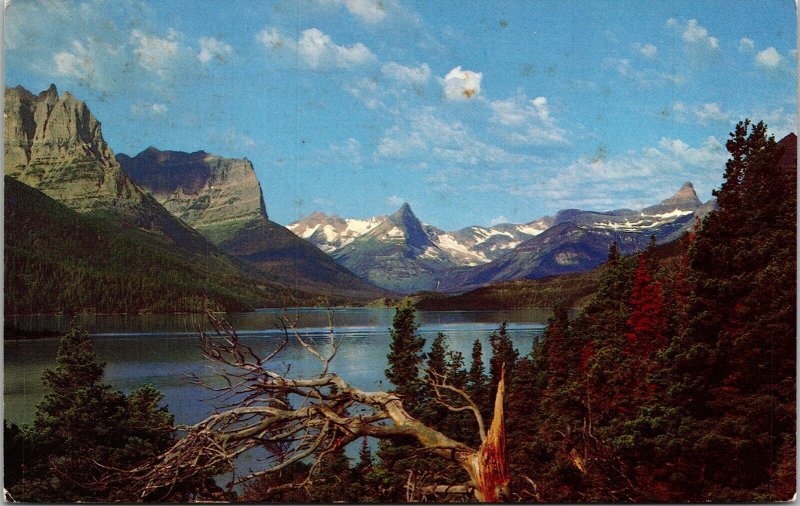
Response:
[4,308,551,426]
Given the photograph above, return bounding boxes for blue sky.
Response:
[5,0,797,229]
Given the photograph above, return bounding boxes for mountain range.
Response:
[3,85,385,313]
[117,147,384,300]
[3,83,729,311]
[289,182,717,293]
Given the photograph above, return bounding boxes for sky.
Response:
[4,0,797,230]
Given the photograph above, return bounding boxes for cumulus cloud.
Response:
[633,42,658,58]
[381,62,431,83]
[318,0,388,23]
[657,136,726,166]
[377,109,536,166]
[197,36,233,63]
[130,28,180,76]
[343,0,387,23]
[297,28,376,69]
[692,103,732,124]
[739,37,755,52]
[754,106,798,137]
[130,102,168,116]
[489,92,568,144]
[668,18,719,50]
[755,47,783,68]
[491,136,726,210]
[54,40,98,80]
[257,27,295,51]
[604,57,685,86]
[439,66,482,100]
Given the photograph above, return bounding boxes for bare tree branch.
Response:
[99,309,510,502]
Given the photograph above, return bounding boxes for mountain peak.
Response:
[39,83,58,101]
[662,181,701,207]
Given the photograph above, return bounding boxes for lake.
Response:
[4,308,551,427]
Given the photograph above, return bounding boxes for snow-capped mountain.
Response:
[426,217,554,265]
[287,212,385,253]
[439,182,715,292]
[330,203,460,292]
[289,209,553,267]
[287,182,715,294]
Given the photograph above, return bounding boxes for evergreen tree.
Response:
[10,325,177,502]
[488,322,518,396]
[385,303,425,401]
[467,338,490,415]
[658,122,796,500]
[625,250,667,359]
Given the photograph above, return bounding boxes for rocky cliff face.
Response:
[4,84,143,213]
[118,147,267,243]
[3,85,219,252]
[120,147,386,299]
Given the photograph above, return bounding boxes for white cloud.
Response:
[298,28,376,69]
[377,127,425,157]
[345,77,384,109]
[675,18,719,49]
[604,57,685,86]
[130,28,180,76]
[130,102,168,116]
[755,46,782,68]
[54,40,97,79]
[377,108,535,166]
[317,0,388,23]
[381,62,430,84]
[197,36,232,63]
[489,215,510,226]
[754,106,798,137]
[439,66,482,101]
[489,92,568,145]
[739,37,755,52]
[257,27,295,51]
[692,103,732,124]
[633,42,658,58]
[657,136,726,167]
[343,0,387,23]
[386,195,405,207]
[329,137,363,165]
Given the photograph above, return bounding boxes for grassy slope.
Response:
[4,177,325,314]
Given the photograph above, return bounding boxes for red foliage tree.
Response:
[625,252,667,359]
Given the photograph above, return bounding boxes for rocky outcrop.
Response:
[120,147,386,300]
[4,84,142,213]
[331,203,460,293]
[3,85,218,252]
[118,148,266,243]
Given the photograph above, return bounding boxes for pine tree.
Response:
[625,250,667,359]
[488,322,518,396]
[10,325,177,502]
[385,303,425,401]
[659,122,796,500]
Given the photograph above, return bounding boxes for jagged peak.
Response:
[391,202,416,219]
[664,181,700,205]
[38,83,58,100]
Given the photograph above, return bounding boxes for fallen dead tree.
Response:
[102,310,510,502]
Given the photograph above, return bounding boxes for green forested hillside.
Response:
[4,177,317,314]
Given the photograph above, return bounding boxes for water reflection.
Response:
[5,308,550,426]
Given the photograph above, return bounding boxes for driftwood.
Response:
[105,309,510,502]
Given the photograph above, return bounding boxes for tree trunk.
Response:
[464,368,510,502]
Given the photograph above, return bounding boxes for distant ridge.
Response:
[119,146,387,300]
